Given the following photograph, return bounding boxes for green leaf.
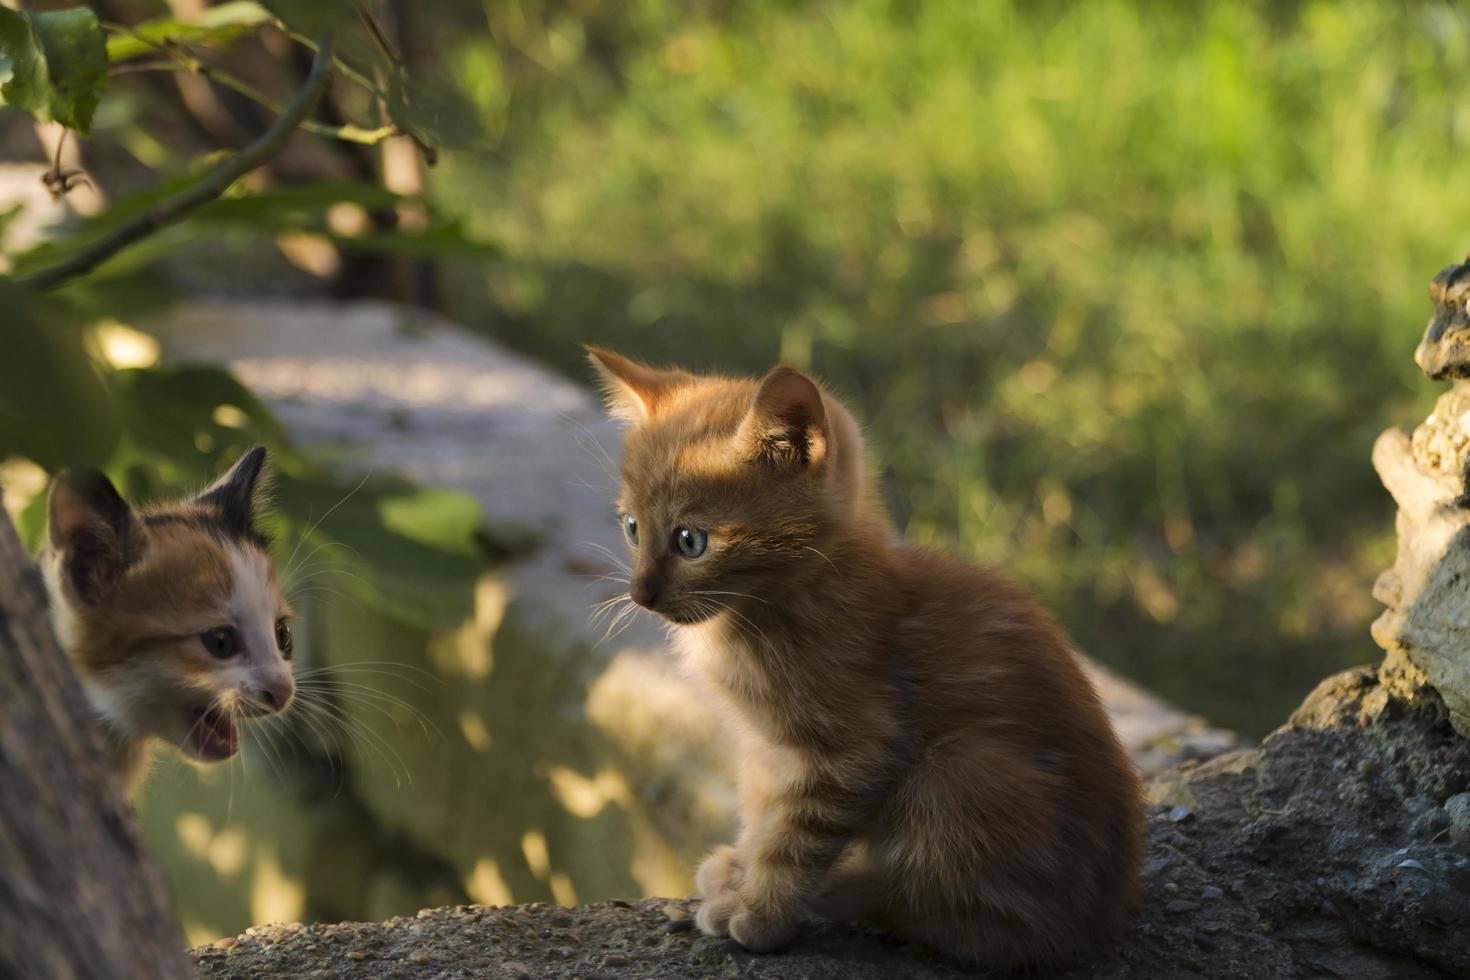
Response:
[0,7,107,134]
[330,220,502,260]
[14,483,49,553]
[376,488,482,555]
[273,474,483,631]
[0,10,44,118]
[105,2,275,64]
[0,281,119,470]
[109,364,292,474]
[194,179,402,224]
[260,0,357,42]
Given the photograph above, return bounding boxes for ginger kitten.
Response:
[589,348,1144,970]
[39,447,296,797]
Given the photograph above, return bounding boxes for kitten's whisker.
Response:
[594,597,641,647]
[290,695,411,789]
[293,664,440,694]
[705,598,774,652]
[284,548,358,585]
[294,659,442,681]
[296,680,441,740]
[579,543,632,575]
[560,413,619,485]
[283,469,375,579]
[690,589,771,606]
[286,702,352,800]
[580,541,633,569]
[314,698,414,789]
[575,571,632,586]
[287,699,364,795]
[283,561,370,595]
[246,710,292,788]
[587,594,630,629]
[286,584,367,613]
[804,546,841,577]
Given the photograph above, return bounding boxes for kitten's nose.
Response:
[253,676,294,713]
[631,575,662,609]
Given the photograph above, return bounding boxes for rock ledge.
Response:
[195,654,1470,980]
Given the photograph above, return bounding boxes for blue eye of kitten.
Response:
[201,626,238,659]
[676,527,708,559]
[622,513,639,544]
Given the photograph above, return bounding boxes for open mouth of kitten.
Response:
[184,704,240,761]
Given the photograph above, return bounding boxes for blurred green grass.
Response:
[432,0,1470,735]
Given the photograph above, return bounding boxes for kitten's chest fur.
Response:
[673,605,894,753]
[674,616,773,709]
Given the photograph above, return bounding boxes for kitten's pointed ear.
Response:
[739,366,828,470]
[47,469,143,604]
[585,346,690,423]
[197,446,270,538]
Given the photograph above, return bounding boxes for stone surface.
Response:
[192,658,1470,979]
[1371,259,1470,736]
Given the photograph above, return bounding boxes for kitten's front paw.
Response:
[728,907,798,953]
[694,888,740,937]
[695,845,743,898]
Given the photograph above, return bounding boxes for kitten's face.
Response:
[42,448,295,762]
[590,349,857,625]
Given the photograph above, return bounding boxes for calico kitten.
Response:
[40,447,296,797]
[589,349,1144,971]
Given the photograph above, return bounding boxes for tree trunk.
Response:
[0,510,193,980]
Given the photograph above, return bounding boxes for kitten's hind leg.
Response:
[806,843,890,924]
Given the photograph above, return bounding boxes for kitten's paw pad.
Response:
[695,891,740,937]
[728,909,798,953]
[696,845,743,898]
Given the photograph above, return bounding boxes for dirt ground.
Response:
[193,654,1470,980]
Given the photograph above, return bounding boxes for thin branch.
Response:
[21,33,337,292]
[358,8,403,69]
[115,60,397,146]
[105,22,398,147]
[285,30,388,99]
[288,26,437,164]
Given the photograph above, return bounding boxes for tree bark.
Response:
[0,510,193,980]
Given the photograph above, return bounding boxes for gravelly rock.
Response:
[193,655,1470,980]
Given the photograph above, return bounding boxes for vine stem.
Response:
[104,22,399,148]
[22,32,337,292]
[116,60,397,146]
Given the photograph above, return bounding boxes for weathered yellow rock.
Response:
[1371,261,1470,738]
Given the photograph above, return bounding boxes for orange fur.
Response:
[590,349,1144,970]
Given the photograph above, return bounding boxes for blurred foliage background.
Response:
[3,0,1469,942]
[433,0,1470,732]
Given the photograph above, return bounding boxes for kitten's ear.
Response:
[586,346,690,423]
[739,366,828,470]
[47,469,143,604]
[197,446,270,538]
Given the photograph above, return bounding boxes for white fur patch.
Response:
[227,545,277,649]
[40,551,81,653]
[225,545,291,701]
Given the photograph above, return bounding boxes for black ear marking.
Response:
[47,469,142,605]
[197,446,271,541]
